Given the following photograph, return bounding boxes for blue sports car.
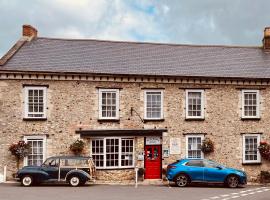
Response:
[166,159,247,188]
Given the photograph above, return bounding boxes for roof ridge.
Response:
[37,37,262,49]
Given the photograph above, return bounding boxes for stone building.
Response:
[1,25,270,182]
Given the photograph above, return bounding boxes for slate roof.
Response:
[1,37,270,79]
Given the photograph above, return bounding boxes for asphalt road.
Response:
[0,183,269,200]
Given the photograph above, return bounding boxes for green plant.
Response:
[70,139,85,155]
[258,141,270,160]
[9,141,30,170]
[201,138,214,153]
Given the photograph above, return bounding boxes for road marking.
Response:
[210,196,219,199]
[221,194,230,197]
[200,187,270,200]
[240,193,248,196]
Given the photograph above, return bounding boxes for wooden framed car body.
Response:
[17,156,96,187]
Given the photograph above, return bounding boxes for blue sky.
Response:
[1,0,270,57]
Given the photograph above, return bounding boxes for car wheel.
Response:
[21,175,33,187]
[226,175,239,188]
[69,176,81,187]
[175,174,189,187]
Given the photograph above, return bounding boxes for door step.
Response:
[141,179,163,185]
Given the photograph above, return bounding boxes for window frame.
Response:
[242,134,261,164]
[144,90,164,120]
[185,89,205,119]
[241,90,260,119]
[98,89,120,120]
[185,134,204,159]
[24,86,47,119]
[23,135,47,166]
[90,137,135,169]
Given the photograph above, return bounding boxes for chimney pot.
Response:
[22,24,38,38]
[263,27,270,50]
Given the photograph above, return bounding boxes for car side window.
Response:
[204,160,222,169]
[185,160,203,167]
[44,158,59,167]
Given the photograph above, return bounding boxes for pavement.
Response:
[0,182,270,200]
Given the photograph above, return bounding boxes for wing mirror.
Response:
[216,166,223,170]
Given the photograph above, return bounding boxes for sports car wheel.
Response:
[69,176,81,187]
[226,175,239,188]
[21,175,33,187]
[175,174,189,187]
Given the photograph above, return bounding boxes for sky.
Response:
[1,0,270,57]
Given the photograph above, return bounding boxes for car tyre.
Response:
[69,176,81,187]
[226,175,239,188]
[21,175,33,187]
[175,174,189,187]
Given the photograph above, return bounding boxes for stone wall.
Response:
[0,79,270,182]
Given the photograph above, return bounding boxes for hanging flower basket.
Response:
[9,140,30,170]
[258,141,270,160]
[201,138,214,153]
[70,139,85,155]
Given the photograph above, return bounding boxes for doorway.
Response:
[144,145,162,179]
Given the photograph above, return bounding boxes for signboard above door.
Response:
[146,137,161,145]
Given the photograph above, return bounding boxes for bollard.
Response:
[3,166,7,182]
[135,167,138,188]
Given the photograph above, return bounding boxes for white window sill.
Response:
[96,166,135,170]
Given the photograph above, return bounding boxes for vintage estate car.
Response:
[166,159,247,188]
[16,156,96,187]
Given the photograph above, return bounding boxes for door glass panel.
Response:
[146,147,152,160]
[153,147,159,160]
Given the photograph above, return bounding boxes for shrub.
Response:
[258,141,270,160]
[9,141,30,170]
[201,138,214,153]
[70,139,85,155]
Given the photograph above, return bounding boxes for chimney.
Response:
[263,27,270,50]
[22,24,38,39]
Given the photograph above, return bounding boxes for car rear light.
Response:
[167,165,176,169]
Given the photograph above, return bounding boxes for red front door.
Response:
[144,145,161,179]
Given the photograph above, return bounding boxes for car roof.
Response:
[47,156,92,160]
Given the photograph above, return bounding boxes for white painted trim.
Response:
[241,90,260,119]
[91,137,135,169]
[144,90,164,120]
[185,134,204,159]
[98,89,120,120]
[242,134,261,164]
[185,89,205,119]
[23,135,47,166]
[24,86,47,119]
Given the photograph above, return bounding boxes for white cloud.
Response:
[1,0,270,57]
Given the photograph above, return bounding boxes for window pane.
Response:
[187,136,202,159]
[243,91,258,117]
[27,139,44,166]
[26,88,45,118]
[100,91,118,118]
[146,91,162,119]
[187,91,203,117]
[244,136,259,162]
